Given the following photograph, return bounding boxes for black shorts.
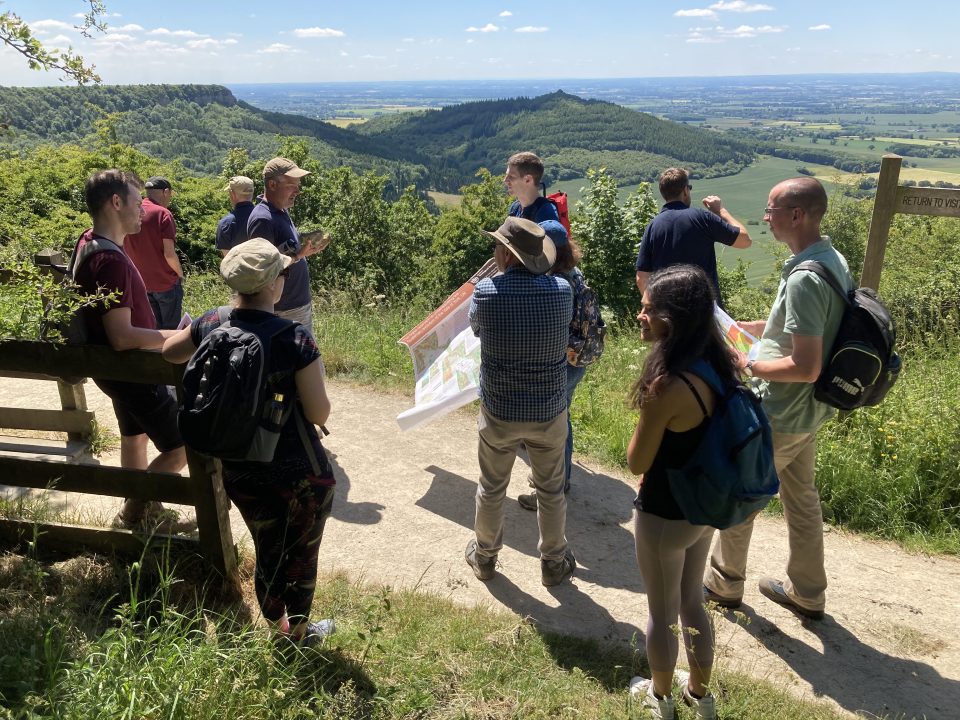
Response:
[95,380,184,452]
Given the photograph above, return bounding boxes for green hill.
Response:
[0,84,425,188]
[355,90,756,191]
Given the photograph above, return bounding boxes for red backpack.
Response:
[541,184,571,238]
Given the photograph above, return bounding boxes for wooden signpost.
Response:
[861,154,960,291]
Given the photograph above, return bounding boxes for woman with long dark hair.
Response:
[626,264,736,720]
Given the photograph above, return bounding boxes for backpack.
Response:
[791,261,901,410]
[544,189,571,238]
[558,268,606,367]
[40,233,124,344]
[178,308,302,464]
[666,360,779,530]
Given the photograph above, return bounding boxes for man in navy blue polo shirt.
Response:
[463,217,577,588]
[247,157,329,331]
[635,167,752,301]
[216,176,255,256]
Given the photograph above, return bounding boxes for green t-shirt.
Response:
[757,237,852,433]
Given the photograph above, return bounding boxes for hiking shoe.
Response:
[628,677,675,720]
[682,685,717,720]
[758,576,824,620]
[464,539,496,581]
[702,584,742,610]
[541,548,576,586]
[299,619,336,648]
[111,501,194,535]
[517,492,538,511]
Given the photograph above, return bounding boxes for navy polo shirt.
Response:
[246,198,310,311]
[635,201,740,297]
[215,201,254,252]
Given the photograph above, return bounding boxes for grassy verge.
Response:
[0,550,849,720]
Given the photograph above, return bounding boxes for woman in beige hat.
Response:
[163,238,336,646]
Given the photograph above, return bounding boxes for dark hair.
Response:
[84,169,142,217]
[778,177,829,222]
[658,167,689,201]
[630,264,738,408]
[551,235,582,273]
[507,151,545,185]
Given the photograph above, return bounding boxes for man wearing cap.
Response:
[216,176,255,256]
[635,167,751,302]
[247,157,329,332]
[75,169,188,532]
[464,216,577,587]
[124,176,184,329]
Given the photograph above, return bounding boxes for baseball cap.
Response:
[144,176,172,190]
[224,176,254,194]
[263,157,311,181]
[220,238,294,294]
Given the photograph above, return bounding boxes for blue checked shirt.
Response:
[469,266,572,423]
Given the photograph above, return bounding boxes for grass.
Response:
[0,548,852,720]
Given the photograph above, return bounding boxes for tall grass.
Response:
[0,550,850,720]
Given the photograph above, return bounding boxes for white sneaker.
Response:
[628,677,675,720]
[682,685,717,720]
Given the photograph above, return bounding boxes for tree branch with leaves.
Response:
[0,0,106,84]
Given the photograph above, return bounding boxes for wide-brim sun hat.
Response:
[484,217,556,274]
[220,238,294,294]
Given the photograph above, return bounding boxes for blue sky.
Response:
[2,1,956,85]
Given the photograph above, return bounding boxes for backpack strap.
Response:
[676,373,709,419]
[67,233,123,277]
[294,407,323,477]
[790,261,851,306]
[685,358,725,398]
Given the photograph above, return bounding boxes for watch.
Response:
[744,360,755,377]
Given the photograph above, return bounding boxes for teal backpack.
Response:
[667,359,779,530]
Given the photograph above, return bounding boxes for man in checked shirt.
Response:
[463,217,577,587]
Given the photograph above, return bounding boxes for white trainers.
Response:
[682,685,717,720]
[628,677,675,720]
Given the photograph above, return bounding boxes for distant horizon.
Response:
[3,1,956,86]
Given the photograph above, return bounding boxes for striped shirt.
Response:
[469,266,572,423]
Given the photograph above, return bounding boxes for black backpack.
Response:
[40,233,124,344]
[667,360,779,530]
[178,309,300,463]
[791,261,901,410]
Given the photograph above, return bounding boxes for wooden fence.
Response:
[0,340,237,582]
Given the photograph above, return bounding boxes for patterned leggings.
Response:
[225,465,335,624]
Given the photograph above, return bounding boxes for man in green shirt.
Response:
[703,177,852,621]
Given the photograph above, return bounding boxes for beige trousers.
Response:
[473,404,569,562]
[704,429,827,612]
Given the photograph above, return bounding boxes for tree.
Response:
[0,1,106,84]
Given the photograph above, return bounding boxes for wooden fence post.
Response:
[861,154,902,291]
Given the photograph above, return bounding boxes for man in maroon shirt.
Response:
[76,169,188,530]
[123,176,184,329]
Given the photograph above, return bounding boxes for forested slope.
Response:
[356,91,756,190]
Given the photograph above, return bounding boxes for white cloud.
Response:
[809,24,831,31]
[98,33,136,42]
[257,42,298,54]
[709,1,773,11]
[292,27,345,38]
[402,37,415,43]
[142,40,177,50]
[148,28,207,38]
[361,54,386,60]
[466,38,475,44]
[675,9,717,19]
[341,51,349,56]
[515,26,548,33]
[29,19,74,33]
[687,36,722,43]
[499,10,513,17]
[46,34,72,46]
[114,24,143,32]
[466,24,499,33]
[186,38,238,50]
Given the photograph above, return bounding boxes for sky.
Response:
[2,0,956,86]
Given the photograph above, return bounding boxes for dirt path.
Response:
[1,376,957,719]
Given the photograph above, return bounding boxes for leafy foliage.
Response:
[573,168,658,317]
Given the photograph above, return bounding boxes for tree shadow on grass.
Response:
[738,608,960,719]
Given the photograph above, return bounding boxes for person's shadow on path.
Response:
[416,463,646,594]
[738,608,960,719]
[327,450,384,525]
[483,572,647,691]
